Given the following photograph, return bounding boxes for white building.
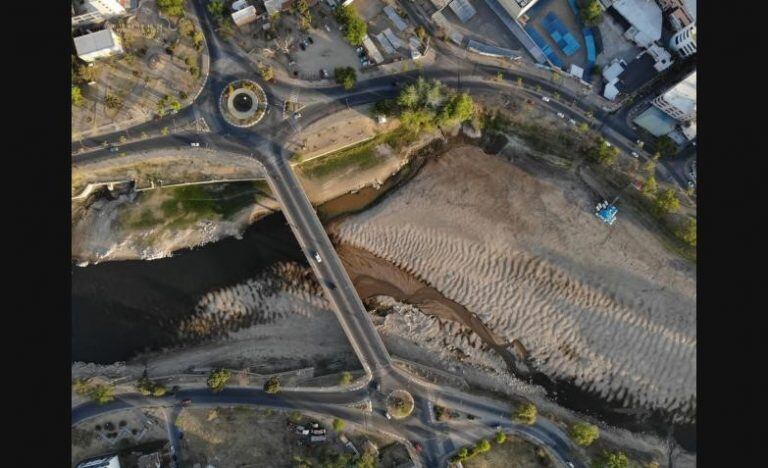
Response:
[74,26,124,62]
[231,5,258,26]
[651,70,696,121]
[231,0,249,11]
[496,0,541,19]
[669,22,696,58]
[601,59,626,101]
[83,0,126,18]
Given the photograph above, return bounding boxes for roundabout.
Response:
[218,79,267,128]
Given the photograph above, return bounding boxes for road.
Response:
[71,2,688,466]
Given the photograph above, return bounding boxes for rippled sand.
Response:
[333,145,696,418]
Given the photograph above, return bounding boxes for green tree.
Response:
[642,175,658,196]
[334,67,357,90]
[654,188,680,215]
[578,122,589,132]
[296,0,312,31]
[415,26,427,42]
[589,139,618,166]
[655,135,677,157]
[169,100,182,112]
[260,65,275,82]
[157,0,186,18]
[580,0,604,26]
[676,218,696,247]
[495,431,507,444]
[264,376,281,394]
[339,372,352,385]
[400,109,435,134]
[104,94,123,110]
[73,379,91,396]
[89,384,115,405]
[161,127,170,136]
[72,86,84,106]
[475,439,492,453]
[332,418,346,432]
[513,403,537,425]
[355,450,377,468]
[207,0,225,17]
[207,369,231,393]
[592,450,629,468]
[336,5,367,46]
[397,85,420,109]
[643,159,657,175]
[438,92,475,126]
[570,422,599,446]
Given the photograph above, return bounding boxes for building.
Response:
[231,0,250,10]
[601,58,626,100]
[231,5,258,26]
[76,455,121,468]
[74,26,124,62]
[669,22,696,57]
[496,0,542,19]
[651,70,696,121]
[611,0,662,45]
[264,0,290,16]
[83,0,126,18]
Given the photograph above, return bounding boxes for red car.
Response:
[412,441,423,453]
[180,398,192,406]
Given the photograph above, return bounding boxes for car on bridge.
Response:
[180,398,192,406]
[311,251,322,263]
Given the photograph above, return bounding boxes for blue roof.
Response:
[525,25,565,69]
[541,12,580,57]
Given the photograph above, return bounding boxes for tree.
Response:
[73,379,91,396]
[334,67,357,90]
[104,94,123,110]
[72,86,84,106]
[332,418,346,432]
[169,100,182,112]
[578,122,589,132]
[137,377,167,397]
[90,384,115,405]
[655,135,677,157]
[161,127,170,136]
[438,92,475,126]
[642,159,656,175]
[589,139,618,166]
[157,0,186,18]
[260,65,275,82]
[676,218,696,246]
[339,372,352,386]
[592,450,629,468]
[397,85,420,109]
[295,0,312,31]
[654,188,680,215]
[207,0,225,17]
[475,439,492,453]
[355,450,377,468]
[336,5,367,46]
[495,431,507,444]
[415,26,427,42]
[400,109,435,134]
[207,369,231,393]
[513,403,537,425]
[580,0,604,26]
[642,175,658,196]
[264,376,281,394]
[570,422,599,446]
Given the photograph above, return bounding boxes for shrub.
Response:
[157,0,185,18]
[495,431,507,444]
[580,0,603,26]
[72,86,84,106]
[513,403,537,425]
[264,376,281,394]
[675,218,696,247]
[653,188,680,215]
[332,418,346,432]
[89,384,115,405]
[569,422,599,446]
[592,450,629,468]
[339,372,352,386]
[207,369,231,393]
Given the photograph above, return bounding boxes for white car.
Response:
[630,151,639,158]
[541,96,551,102]
[312,251,322,263]
[190,142,200,147]
[556,112,565,119]
[569,118,576,125]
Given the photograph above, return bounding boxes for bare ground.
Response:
[331,144,695,419]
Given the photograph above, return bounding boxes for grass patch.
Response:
[299,135,386,179]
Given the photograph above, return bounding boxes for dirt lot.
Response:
[462,435,553,468]
[72,1,205,139]
[175,407,397,467]
[71,408,170,467]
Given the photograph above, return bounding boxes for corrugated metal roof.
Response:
[448,0,477,23]
[383,6,408,31]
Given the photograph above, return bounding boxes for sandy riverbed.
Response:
[331,144,696,419]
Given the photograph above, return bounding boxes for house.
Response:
[231,5,258,27]
[74,26,124,62]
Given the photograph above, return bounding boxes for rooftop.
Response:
[74,28,119,56]
[611,0,662,42]
[661,70,696,116]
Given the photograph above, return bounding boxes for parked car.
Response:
[307,36,314,44]
[324,279,336,290]
[293,112,302,120]
[299,42,307,51]
[385,412,392,420]
[569,118,576,125]
[372,380,380,391]
[541,96,550,102]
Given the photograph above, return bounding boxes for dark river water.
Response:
[71,212,306,364]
